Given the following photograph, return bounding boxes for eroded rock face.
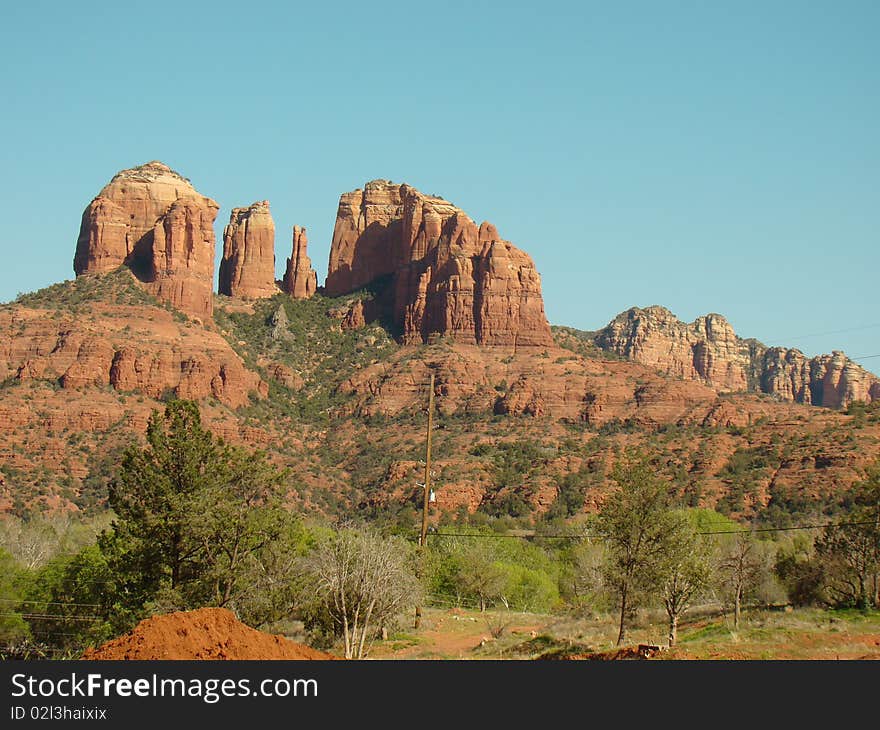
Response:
[282,226,317,299]
[219,201,278,299]
[74,161,219,319]
[333,341,788,428]
[594,306,878,408]
[325,180,552,348]
[810,352,880,410]
[0,299,265,408]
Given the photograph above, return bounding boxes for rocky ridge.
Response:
[592,305,879,408]
[6,160,879,520]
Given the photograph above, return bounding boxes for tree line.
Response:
[1,400,878,658]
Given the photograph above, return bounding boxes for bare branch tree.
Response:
[658,519,711,647]
[301,526,420,659]
[717,532,768,630]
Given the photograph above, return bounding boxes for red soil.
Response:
[81,608,334,660]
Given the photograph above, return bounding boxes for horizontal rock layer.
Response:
[0,300,265,408]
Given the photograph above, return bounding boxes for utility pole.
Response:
[420,371,436,548]
[415,371,435,630]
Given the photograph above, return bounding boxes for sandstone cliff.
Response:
[282,226,317,299]
[74,161,219,319]
[592,306,879,408]
[325,180,552,348]
[0,270,276,513]
[0,294,264,409]
[218,201,278,299]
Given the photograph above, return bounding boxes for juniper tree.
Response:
[105,400,291,616]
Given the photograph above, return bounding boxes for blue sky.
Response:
[1,1,877,367]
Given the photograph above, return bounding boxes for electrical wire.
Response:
[770,323,880,341]
[421,518,879,542]
[0,598,101,608]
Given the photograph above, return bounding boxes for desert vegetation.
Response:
[1,400,877,659]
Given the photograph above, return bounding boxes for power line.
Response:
[423,519,878,542]
[771,323,880,341]
[0,598,101,608]
[0,613,102,622]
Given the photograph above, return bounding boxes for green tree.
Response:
[0,548,29,645]
[559,540,606,611]
[22,544,118,653]
[228,519,324,627]
[105,400,292,619]
[455,541,507,612]
[107,400,220,597]
[813,522,877,609]
[774,533,826,606]
[853,458,880,607]
[496,563,559,613]
[595,456,683,646]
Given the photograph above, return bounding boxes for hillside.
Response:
[2,270,879,526]
[2,160,879,527]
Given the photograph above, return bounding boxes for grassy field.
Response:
[368,606,880,660]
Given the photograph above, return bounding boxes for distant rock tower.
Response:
[74,161,219,320]
[282,226,318,299]
[219,201,279,299]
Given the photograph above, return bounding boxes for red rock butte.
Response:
[74,161,219,320]
[325,179,553,348]
[219,200,278,299]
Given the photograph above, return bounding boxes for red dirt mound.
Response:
[81,608,334,660]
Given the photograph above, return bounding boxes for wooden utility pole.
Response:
[420,371,436,548]
[415,371,435,630]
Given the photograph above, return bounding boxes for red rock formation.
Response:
[325,180,552,348]
[282,226,317,299]
[147,199,218,320]
[593,306,879,408]
[219,201,278,299]
[0,296,264,408]
[264,362,304,391]
[74,161,219,319]
[595,306,752,391]
[328,299,368,331]
[760,348,814,404]
[811,351,880,410]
